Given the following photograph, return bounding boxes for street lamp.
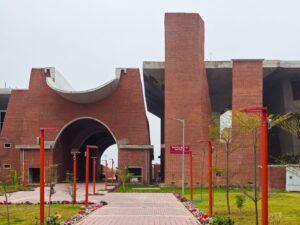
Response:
[85,145,98,208]
[241,106,268,225]
[198,139,213,217]
[71,150,80,203]
[170,117,185,195]
[39,128,57,225]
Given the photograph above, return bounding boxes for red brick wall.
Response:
[164,13,211,185]
[268,166,286,190]
[118,148,151,183]
[231,60,263,185]
[0,68,150,182]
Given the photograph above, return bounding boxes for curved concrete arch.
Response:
[53,116,118,147]
[46,67,123,104]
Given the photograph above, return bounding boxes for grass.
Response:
[0,185,37,195]
[117,185,300,225]
[0,204,82,225]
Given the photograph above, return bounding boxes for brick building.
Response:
[1,13,299,187]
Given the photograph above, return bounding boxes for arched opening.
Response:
[100,144,118,182]
[53,118,117,182]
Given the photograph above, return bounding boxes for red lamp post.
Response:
[198,139,213,217]
[241,106,268,225]
[71,151,80,203]
[85,145,98,208]
[91,157,97,195]
[39,128,57,225]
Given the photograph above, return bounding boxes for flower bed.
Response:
[174,192,213,225]
[0,200,98,205]
[61,202,106,225]
[173,193,234,225]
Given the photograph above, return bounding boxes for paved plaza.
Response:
[0,183,199,225]
[77,193,199,225]
[0,183,113,203]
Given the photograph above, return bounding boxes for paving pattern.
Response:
[0,183,112,203]
[77,193,199,225]
[0,184,199,224]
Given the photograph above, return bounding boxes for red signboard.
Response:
[170,145,191,154]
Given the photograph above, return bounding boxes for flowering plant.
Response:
[174,192,213,225]
[61,202,106,225]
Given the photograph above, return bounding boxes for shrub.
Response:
[213,216,235,225]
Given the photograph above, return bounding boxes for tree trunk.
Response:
[3,183,10,225]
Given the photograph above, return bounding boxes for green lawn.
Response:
[0,204,82,225]
[117,185,300,225]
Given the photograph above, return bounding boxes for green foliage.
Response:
[9,170,21,189]
[46,215,60,225]
[234,195,246,215]
[118,166,134,191]
[269,213,282,225]
[47,164,60,218]
[64,172,75,203]
[213,216,235,225]
[269,102,300,139]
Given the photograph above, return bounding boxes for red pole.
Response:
[112,159,114,186]
[105,160,108,191]
[39,128,57,225]
[85,146,89,208]
[261,109,268,225]
[92,157,96,195]
[72,152,78,204]
[241,106,268,225]
[208,141,213,217]
[39,129,45,225]
[189,151,193,201]
[23,160,26,191]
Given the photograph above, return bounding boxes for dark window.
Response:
[3,143,11,148]
[0,110,6,129]
[29,168,40,183]
[128,167,142,176]
[215,170,222,177]
[3,164,11,169]
[291,79,300,100]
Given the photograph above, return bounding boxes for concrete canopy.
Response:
[46,67,122,104]
[143,60,300,114]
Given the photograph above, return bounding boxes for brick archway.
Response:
[0,68,153,183]
[53,117,117,182]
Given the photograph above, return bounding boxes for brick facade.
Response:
[164,13,211,185]
[0,68,151,183]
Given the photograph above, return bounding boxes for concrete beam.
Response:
[119,144,153,150]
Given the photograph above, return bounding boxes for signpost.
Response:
[170,145,190,154]
[170,145,193,200]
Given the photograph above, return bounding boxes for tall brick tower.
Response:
[164,13,211,185]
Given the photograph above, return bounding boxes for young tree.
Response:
[210,110,260,217]
[118,166,133,191]
[235,194,246,216]
[0,180,10,225]
[47,164,59,218]
[234,111,261,225]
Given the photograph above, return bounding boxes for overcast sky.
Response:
[1,0,300,165]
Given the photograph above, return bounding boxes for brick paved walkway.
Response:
[77,193,199,225]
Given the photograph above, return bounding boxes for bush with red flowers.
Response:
[173,193,234,225]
